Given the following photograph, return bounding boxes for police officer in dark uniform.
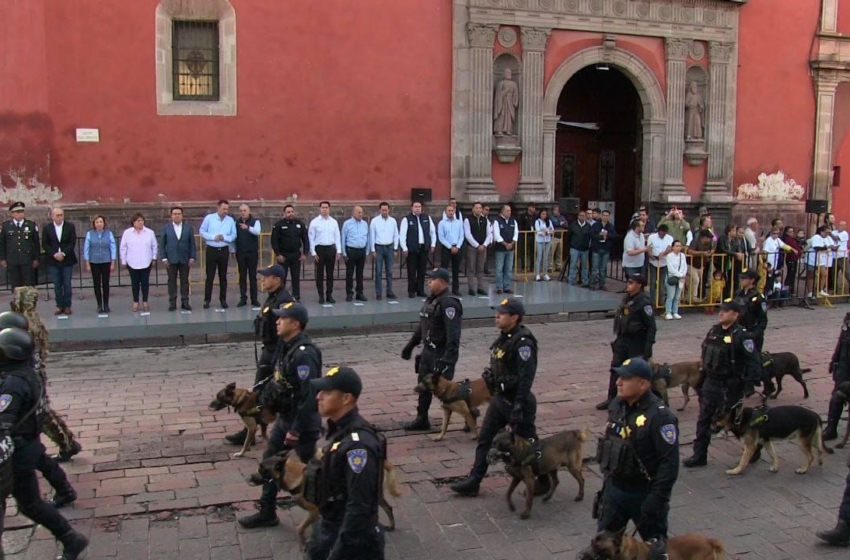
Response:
[0,327,88,560]
[597,273,657,410]
[307,367,386,559]
[225,264,294,446]
[270,204,309,301]
[401,268,463,431]
[0,202,40,289]
[593,358,678,559]
[734,269,768,352]
[683,300,762,468]
[824,312,850,441]
[451,298,539,497]
[239,303,322,529]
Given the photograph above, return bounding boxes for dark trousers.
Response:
[280,252,302,298]
[7,263,35,289]
[440,246,462,292]
[345,247,366,296]
[259,417,318,511]
[840,466,850,523]
[692,377,742,459]
[786,261,799,296]
[470,394,537,480]
[608,339,645,400]
[315,245,336,297]
[167,262,190,305]
[128,265,152,303]
[598,482,668,540]
[827,368,850,434]
[37,451,71,494]
[48,265,73,309]
[308,518,385,560]
[4,467,72,540]
[415,349,453,418]
[406,247,428,295]
[237,251,259,302]
[90,262,111,308]
[204,246,230,303]
[254,346,276,385]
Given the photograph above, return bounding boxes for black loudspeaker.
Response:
[559,197,580,214]
[805,199,828,214]
[411,188,432,203]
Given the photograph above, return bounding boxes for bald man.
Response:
[341,205,370,302]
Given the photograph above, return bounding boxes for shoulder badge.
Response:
[351,432,360,442]
[518,346,532,361]
[445,307,456,320]
[347,449,368,473]
[644,305,654,316]
[297,365,311,380]
[660,424,678,445]
[0,394,10,413]
[743,339,755,353]
[751,296,758,302]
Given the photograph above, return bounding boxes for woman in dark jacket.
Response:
[782,226,802,296]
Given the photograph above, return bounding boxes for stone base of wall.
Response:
[731,201,806,232]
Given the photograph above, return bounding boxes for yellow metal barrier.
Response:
[190,233,277,286]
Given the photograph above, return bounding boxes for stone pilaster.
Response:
[703,41,735,201]
[517,27,551,202]
[813,72,840,202]
[542,114,561,198]
[466,23,499,200]
[660,38,690,201]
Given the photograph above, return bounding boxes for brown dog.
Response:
[209,382,276,458]
[486,428,586,519]
[418,373,492,442]
[258,450,401,544]
[650,360,702,411]
[588,528,726,560]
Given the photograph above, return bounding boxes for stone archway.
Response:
[542,46,667,203]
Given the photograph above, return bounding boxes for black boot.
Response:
[450,476,481,497]
[682,455,707,468]
[647,538,667,560]
[51,481,77,509]
[225,428,248,445]
[595,399,611,411]
[824,425,839,441]
[238,505,279,529]
[55,440,82,463]
[403,416,431,431]
[816,520,850,546]
[57,530,89,560]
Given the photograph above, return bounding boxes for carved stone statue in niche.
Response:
[685,81,705,140]
[493,69,519,136]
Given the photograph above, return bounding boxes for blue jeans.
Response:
[665,279,682,315]
[495,250,514,290]
[49,265,73,309]
[535,241,550,275]
[374,245,394,296]
[568,249,589,284]
[591,251,610,288]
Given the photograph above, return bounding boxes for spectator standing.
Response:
[341,205,370,302]
[83,215,116,314]
[199,200,236,309]
[482,204,493,275]
[41,207,77,316]
[464,202,491,296]
[160,206,196,312]
[762,227,796,276]
[658,208,690,246]
[369,202,399,300]
[589,209,617,290]
[567,209,592,286]
[119,213,158,312]
[686,229,714,302]
[533,209,554,281]
[235,204,262,308]
[639,207,656,235]
[646,224,674,306]
[834,221,850,293]
[438,205,464,296]
[807,225,835,297]
[665,240,687,320]
[549,205,568,273]
[744,217,760,269]
[493,204,518,294]
[781,226,802,297]
[517,204,537,273]
[270,205,309,301]
[308,201,342,304]
[399,201,436,298]
[715,224,739,298]
[690,206,709,233]
[622,220,648,277]
[0,202,40,289]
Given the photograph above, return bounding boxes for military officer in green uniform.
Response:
[0,202,40,289]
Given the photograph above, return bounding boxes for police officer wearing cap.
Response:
[451,298,539,497]
[683,300,761,468]
[225,264,294,446]
[307,367,387,559]
[597,273,657,410]
[593,358,678,560]
[825,312,850,441]
[734,269,768,353]
[239,302,322,529]
[271,204,309,302]
[0,202,40,289]
[401,267,463,431]
[0,327,89,560]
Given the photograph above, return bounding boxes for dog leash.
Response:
[251,375,271,392]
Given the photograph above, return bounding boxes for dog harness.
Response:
[440,379,472,405]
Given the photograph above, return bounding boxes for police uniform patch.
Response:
[743,339,755,353]
[445,307,456,320]
[347,449,367,473]
[661,424,677,444]
[518,346,532,361]
[0,394,10,413]
[297,365,311,380]
[644,305,653,316]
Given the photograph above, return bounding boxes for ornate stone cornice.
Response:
[665,38,691,61]
[520,27,551,52]
[709,41,735,63]
[467,23,498,48]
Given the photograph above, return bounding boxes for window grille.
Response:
[172,20,219,101]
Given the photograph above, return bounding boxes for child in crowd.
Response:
[706,269,725,314]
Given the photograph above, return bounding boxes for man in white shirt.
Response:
[199,199,237,308]
[399,201,436,297]
[369,202,399,300]
[646,224,674,306]
[744,217,760,269]
[834,221,850,293]
[464,202,491,296]
[308,201,342,304]
[622,219,648,277]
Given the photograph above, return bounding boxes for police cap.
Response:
[739,269,760,281]
[8,202,24,212]
[0,311,28,332]
[612,358,653,381]
[310,366,362,398]
[258,264,287,280]
[492,297,525,317]
[425,268,450,282]
[272,302,308,326]
[627,273,648,286]
[0,327,34,363]
[719,299,743,313]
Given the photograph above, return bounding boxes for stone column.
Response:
[641,119,667,202]
[703,42,735,201]
[466,23,499,200]
[813,72,840,202]
[517,27,551,202]
[660,38,690,202]
[542,115,561,197]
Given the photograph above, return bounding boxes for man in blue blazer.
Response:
[161,206,197,311]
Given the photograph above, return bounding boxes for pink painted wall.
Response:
[838,1,850,35]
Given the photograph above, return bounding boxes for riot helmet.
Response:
[0,327,34,364]
[0,311,29,332]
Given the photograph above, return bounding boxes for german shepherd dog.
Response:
[649,360,702,411]
[418,373,492,442]
[760,352,810,399]
[585,528,726,560]
[713,404,833,475]
[257,449,401,544]
[209,382,277,458]
[833,380,850,449]
[486,429,586,519]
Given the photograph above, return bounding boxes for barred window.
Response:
[172,21,219,101]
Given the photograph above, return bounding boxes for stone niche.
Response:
[684,65,709,166]
[492,52,522,163]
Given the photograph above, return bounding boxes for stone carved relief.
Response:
[690,41,706,60]
[497,27,517,48]
[539,0,555,9]
[566,0,579,12]
[590,0,604,14]
[468,23,498,47]
[666,38,691,61]
[521,27,551,51]
[709,42,734,62]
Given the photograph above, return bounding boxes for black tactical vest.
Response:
[489,325,536,396]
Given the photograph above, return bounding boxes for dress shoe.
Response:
[816,520,850,547]
[468,289,476,296]
[181,302,192,311]
[387,292,397,299]
[64,307,73,315]
[319,295,325,304]
[503,288,513,294]
[54,308,64,315]
[450,477,481,497]
[346,294,354,302]
[104,306,111,313]
[55,440,82,463]
[203,301,211,309]
[220,300,229,309]
[238,509,280,529]
[376,294,382,300]
[326,295,336,304]
[57,530,89,560]
[408,293,415,298]
[97,306,104,314]
[355,293,368,302]
[51,485,77,509]
[402,416,431,431]
[251,300,261,307]
[237,298,248,307]
[496,289,503,294]
[595,399,611,410]
[682,455,707,468]
[225,428,248,445]
[477,289,488,296]
[168,303,177,311]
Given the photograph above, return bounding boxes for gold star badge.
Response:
[723,336,732,343]
[635,414,646,427]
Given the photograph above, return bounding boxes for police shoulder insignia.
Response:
[644,305,653,316]
[445,307,456,320]
[330,441,341,452]
[347,449,368,473]
[0,394,10,413]
[661,424,677,445]
[297,365,311,380]
[743,339,755,353]
[518,346,532,361]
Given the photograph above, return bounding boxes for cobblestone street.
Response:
[3,305,850,559]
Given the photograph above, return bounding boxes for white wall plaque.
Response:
[75,128,100,142]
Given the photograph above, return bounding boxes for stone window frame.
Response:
[155,0,237,116]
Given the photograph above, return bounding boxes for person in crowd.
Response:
[0,202,40,289]
[309,201,342,304]
[665,240,687,320]
[781,226,802,297]
[568,209,592,286]
[464,202,491,297]
[690,205,709,233]
[658,208,690,246]
[534,208,554,281]
[646,224,673,306]
[687,229,714,302]
[622,219,648,277]
[160,206,196,312]
[83,215,116,314]
[707,269,726,313]
[832,220,850,293]
[119,213,158,313]
[235,204,262,308]
[807,225,835,298]
[200,200,236,309]
[517,204,537,273]
[438,204,464,296]
[762,227,797,285]
[588,209,616,291]
[482,204,494,275]
[493,204,518,294]
[41,207,77,316]
[341,205,370,302]
[399,201,436,298]
[549,205,568,273]
[369,202,399,301]
[715,224,738,299]
[744,217,760,268]
[270,204,309,302]
[638,207,656,236]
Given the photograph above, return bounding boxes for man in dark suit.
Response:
[161,206,197,311]
[41,207,77,315]
[0,201,40,289]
